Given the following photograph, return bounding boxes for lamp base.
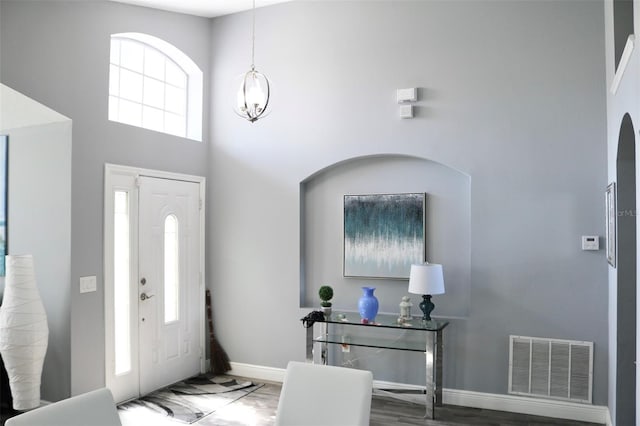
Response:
[419,294,435,321]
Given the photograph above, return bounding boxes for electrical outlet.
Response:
[581,235,599,250]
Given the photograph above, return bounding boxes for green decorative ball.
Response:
[318,285,334,307]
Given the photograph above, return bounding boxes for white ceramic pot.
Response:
[0,255,49,410]
[321,306,332,317]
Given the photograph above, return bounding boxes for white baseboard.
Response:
[604,409,613,426]
[228,362,611,424]
[443,388,609,425]
[229,361,287,383]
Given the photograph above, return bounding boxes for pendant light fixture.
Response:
[235,0,270,123]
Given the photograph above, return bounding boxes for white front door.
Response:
[104,165,205,403]
[138,176,201,395]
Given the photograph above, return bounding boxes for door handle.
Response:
[140,293,155,301]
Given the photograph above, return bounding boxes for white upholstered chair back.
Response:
[5,388,122,426]
[275,361,373,426]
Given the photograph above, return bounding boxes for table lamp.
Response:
[408,263,445,321]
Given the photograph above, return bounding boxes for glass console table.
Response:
[303,311,448,419]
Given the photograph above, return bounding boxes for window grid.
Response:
[109,38,188,138]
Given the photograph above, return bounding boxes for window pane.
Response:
[142,106,164,133]
[119,68,143,103]
[166,60,187,88]
[144,46,165,81]
[109,65,120,96]
[165,85,186,115]
[165,113,186,137]
[108,96,119,121]
[143,76,165,109]
[118,99,142,126]
[120,40,144,73]
[110,39,121,65]
[114,191,131,375]
[164,215,179,323]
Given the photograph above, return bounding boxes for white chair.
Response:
[275,361,373,426]
[5,388,122,426]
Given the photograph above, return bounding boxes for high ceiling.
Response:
[109,0,294,18]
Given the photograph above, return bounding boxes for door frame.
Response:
[104,163,206,403]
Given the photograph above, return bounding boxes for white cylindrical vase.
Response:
[0,255,49,410]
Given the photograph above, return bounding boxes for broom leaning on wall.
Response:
[206,289,231,375]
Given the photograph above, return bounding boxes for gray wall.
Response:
[603,0,640,422]
[1,121,72,403]
[0,1,211,397]
[0,0,610,407]
[209,0,608,403]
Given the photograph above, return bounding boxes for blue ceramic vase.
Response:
[358,287,379,322]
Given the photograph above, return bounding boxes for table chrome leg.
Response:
[425,331,435,419]
[306,324,314,363]
[321,322,328,365]
[435,329,443,406]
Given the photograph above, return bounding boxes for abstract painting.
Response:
[0,136,7,276]
[344,193,425,279]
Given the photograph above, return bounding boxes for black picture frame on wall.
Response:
[0,136,7,276]
[343,192,426,279]
[606,182,616,268]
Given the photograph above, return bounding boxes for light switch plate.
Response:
[397,88,417,103]
[80,276,97,293]
[399,105,414,119]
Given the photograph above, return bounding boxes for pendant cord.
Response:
[251,0,256,69]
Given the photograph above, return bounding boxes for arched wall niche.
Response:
[300,154,471,318]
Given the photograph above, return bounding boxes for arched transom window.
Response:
[109,33,202,141]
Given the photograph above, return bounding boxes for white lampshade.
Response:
[408,263,445,295]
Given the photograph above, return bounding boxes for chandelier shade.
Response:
[235,66,270,123]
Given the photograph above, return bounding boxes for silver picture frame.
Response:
[606,182,616,268]
[343,192,426,279]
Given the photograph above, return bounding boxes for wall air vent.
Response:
[508,335,593,403]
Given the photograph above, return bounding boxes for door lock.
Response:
[140,292,155,301]
[140,277,147,285]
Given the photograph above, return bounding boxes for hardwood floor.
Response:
[195,378,604,426]
[0,378,605,425]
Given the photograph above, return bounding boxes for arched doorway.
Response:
[615,113,636,425]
